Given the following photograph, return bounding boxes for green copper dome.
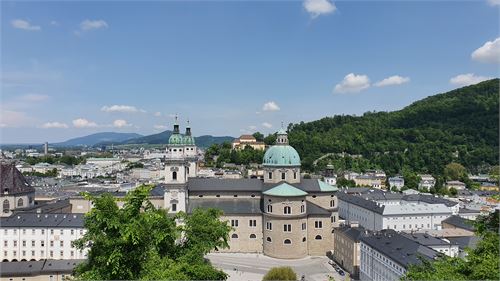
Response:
[183,135,196,145]
[263,145,301,166]
[168,133,184,145]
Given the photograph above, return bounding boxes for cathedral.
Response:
[162,120,339,259]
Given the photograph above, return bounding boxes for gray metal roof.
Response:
[400,232,454,246]
[306,201,331,216]
[442,215,475,231]
[337,192,385,214]
[447,236,479,250]
[360,229,440,268]
[14,199,71,214]
[0,213,84,228]
[403,194,458,207]
[0,163,35,196]
[336,225,366,241]
[187,198,262,215]
[187,178,263,191]
[0,259,84,277]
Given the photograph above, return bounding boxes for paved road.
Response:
[207,253,347,281]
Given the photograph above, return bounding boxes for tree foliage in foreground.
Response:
[73,185,231,280]
[262,266,298,281]
[403,210,500,280]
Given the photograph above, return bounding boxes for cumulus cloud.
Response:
[113,119,131,128]
[374,75,410,87]
[262,122,273,128]
[11,19,41,31]
[41,122,68,129]
[20,93,49,102]
[80,19,108,31]
[471,37,500,64]
[154,124,168,130]
[487,0,500,6]
[262,101,280,112]
[449,73,492,87]
[303,0,336,18]
[0,110,33,127]
[334,73,371,93]
[73,118,98,128]
[101,105,139,113]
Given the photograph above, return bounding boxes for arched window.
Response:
[231,234,238,239]
[300,205,305,213]
[284,239,291,244]
[315,235,322,240]
[17,198,23,207]
[3,200,10,213]
[266,237,272,242]
[249,234,256,239]
[267,204,273,213]
[284,206,291,214]
[172,171,177,180]
[302,237,306,242]
[330,200,335,208]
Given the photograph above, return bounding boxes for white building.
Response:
[0,213,87,262]
[86,157,122,168]
[338,190,457,231]
[418,174,436,190]
[388,176,404,190]
[360,230,439,281]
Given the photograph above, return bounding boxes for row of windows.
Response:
[3,229,83,235]
[230,219,258,228]
[268,172,298,180]
[168,147,195,152]
[230,233,257,239]
[265,221,323,231]
[2,198,24,211]
[264,235,323,244]
[2,249,83,258]
[198,194,255,198]
[3,240,75,248]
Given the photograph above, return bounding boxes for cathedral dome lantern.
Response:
[168,117,184,146]
[263,126,301,184]
[182,120,196,146]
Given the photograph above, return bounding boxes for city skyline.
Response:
[1,0,499,143]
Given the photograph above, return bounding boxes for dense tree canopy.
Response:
[288,79,499,176]
[73,185,231,280]
[205,142,265,167]
[262,267,298,281]
[404,211,500,280]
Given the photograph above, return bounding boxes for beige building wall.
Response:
[217,215,263,253]
[1,194,34,217]
[0,273,71,281]
[70,196,164,214]
[307,215,333,256]
[263,215,308,259]
[263,168,301,184]
[333,228,360,278]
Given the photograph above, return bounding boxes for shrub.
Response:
[263,266,297,281]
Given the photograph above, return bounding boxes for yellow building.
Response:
[232,135,265,150]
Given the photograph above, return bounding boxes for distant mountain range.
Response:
[53,131,234,148]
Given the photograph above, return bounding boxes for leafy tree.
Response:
[444,162,467,180]
[263,133,277,146]
[448,187,458,196]
[337,177,356,187]
[253,132,264,142]
[404,211,500,281]
[403,171,420,190]
[262,267,297,281]
[73,185,230,280]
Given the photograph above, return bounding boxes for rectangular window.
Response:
[266,222,272,230]
[71,251,74,257]
[71,229,74,235]
[249,220,257,227]
[231,220,239,227]
[3,241,6,247]
[302,223,306,230]
[281,173,286,180]
[13,229,17,235]
[22,229,26,235]
[171,203,177,212]
[294,172,297,179]
[41,229,45,235]
[31,240,35,247]
[31,250,35,256]
[50,251,53,258]
[22,250,26,257]
[60,251,64,257]
[283,224,291,232]
[268,172,272,179]
[315,221,323,229]
[22,240,26,247]
[13,240,17,247]
[60,229,64,235]
[301,205,305,213]
[60,241,64,247]
[32,229,35,235]
[41,241,44,247]
[50,229,54,235]
[41,250,44,256]
[50,241,54,247]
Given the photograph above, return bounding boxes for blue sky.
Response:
[1,0,499,143]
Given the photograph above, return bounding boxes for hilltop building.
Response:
[231,135,265,151]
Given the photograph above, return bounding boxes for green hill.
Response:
[288,79,499,176]
[118,130,233,148]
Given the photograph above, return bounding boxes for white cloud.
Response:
[20,94,49,102]
[249,125,257,131]
[449,73,492,87]
[72,118,98,128]
[41,122,68,129]
[303,0,336,18]
[262,101,280,112]
[113,119,131,128]
[471,37,500,64]
[0,110,33,127]
[262,122,273,128]
[487,0,500,6]
[101,105,139,113]
[334,73,371,93]
[154,125,168,130]
[374,75,410,87]
[154,112,162,117]
[80,19,108,31]
[50,20,58,26]
[11,19,41,31]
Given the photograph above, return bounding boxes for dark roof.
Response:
[447,236,479,250]
[336,226,366,241]
[360,229,439,268]
[403,194,458,207]
[187,178,263,192]
[187,198,262,215]
[337,191,385,214]
[400,232,453,246]
[442,215,475,231]
[14,199,71,214]
[306,201,331,216]
[0,259,84,277]
[459,208,480,214]
[0,163,35,196]
[471,190,500,197]
[0,213,84,228]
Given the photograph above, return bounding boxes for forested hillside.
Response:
[288,79,499,176]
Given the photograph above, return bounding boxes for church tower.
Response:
[182,120,198,178]
[164,117,189,214]
[262,127,301,184]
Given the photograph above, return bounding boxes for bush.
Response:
[263,267,297,281]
